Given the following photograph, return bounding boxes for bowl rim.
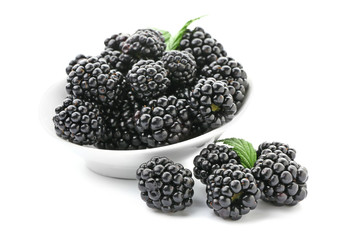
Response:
[40,78,251,153]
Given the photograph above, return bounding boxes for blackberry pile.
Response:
[190,139,308,220]
[54,17,250,149]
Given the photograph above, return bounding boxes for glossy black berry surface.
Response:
[134,95,191,148]
[66,54,91,75]
[122,29,166,59]
[126,59,170,102]
[136,156,194,213]
[104,33,130,51]
[189,78,236,129]
[95,101,146,150]
[206,163,261,220]
[53,96,104,145]
[178,27,227,69]
[100,48,138,74]
[161,50,197,86]
[193,143,240,184]
[201,56,249,109]
[66,56,130,107]
[257,142,296,160]
[251,151,308,206]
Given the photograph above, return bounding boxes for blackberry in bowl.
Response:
[41,18,252,179]
[126,59,171,102]
[40,77,251,179]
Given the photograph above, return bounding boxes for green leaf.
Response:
[167,15,205,51]
[218,138,257,169]
[154,28,172,43]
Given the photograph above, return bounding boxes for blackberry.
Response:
[104,33,130,50]
[206,163,261,220]
[95,102,146,150]
[134,95,191,148]
[173,87,192,100]
[189,78,236,129]
[251,151,308,206]
[122,29,166,59]
[178,27,227,69]
[53,96,104,145]
[126,60,171,102]
[100,48,138,74]
[136,156,194,212]
[201,57,249,109]
[257,141,296,160]
[161,50,197,86]
[66,57,127,107]
[193,143,241,184]
[65,54,90,75]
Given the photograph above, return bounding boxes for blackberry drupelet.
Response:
[178,27,227,69]
[53,96,104,145]
[134,95,192,148]
[65,54,91,75]
[257,141,296,160]
[100,48,138,74]
[189,78,236,129]
[126,59,171,102]
[251,151,308,206]
[104,33,130,50]
[122,29,166,59]
[173,87,192,100]
[161,50,197,86]
[95,102,146,150]
[136,156,194,212]
[193,143,241,184]
[201,56,249,109]
[206,163,261,220]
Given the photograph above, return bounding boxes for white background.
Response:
[1,0,351,239]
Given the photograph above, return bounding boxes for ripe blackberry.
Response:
[257,141,296,160]
[193,143,241,184]
[161,50,197,86]
[136,156,194,212]
[66,57,128,107]
[178,27,227,69]
[65,54,90,75]
[201,57,249,109]
[189,78,236,129]
[100,48,138,74]
[104,33,130,50]
[122,29,166,59]
[95,102,146,150]
[134,95,191,148]
[53,96,104,145]
[173,87,192,100]
[251,152,308,206]
[206,163,261,220]
[126,60,171,102]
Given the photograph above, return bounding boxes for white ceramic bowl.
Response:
[39,80,251,179]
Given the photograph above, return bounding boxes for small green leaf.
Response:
[167,15,205,51]
[218,138,257,169]
[154,28,172,43]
